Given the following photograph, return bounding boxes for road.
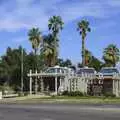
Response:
[0,103,120,120]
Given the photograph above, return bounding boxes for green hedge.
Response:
[104,92,116,98]
[62,91,84,96]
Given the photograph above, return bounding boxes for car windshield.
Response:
[100,68,119,74]
[77,69,95,74]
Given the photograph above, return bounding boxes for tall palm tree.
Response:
[28,28,42,57]
[41,34,54,67]
[77,20,91,67]
[48,15,64,65]
[28,27,42,94]
[103,44,120,67]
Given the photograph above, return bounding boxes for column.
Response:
[116,80,119,97]
[60,77,62,87]
[35,70,38,94]
[29,69,32,95]
[41,77,44,92]
[55,76,57,95]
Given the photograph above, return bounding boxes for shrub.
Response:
[18,92,24,97]
[62,91,84,97]
[0,85,15,95]
[74,91,84,96]
[62,91,69,96]
[24,92,29,96]
[69,91,84,96]
[104,92,116,98]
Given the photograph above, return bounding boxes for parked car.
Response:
[76,67,96,76]
[99,67,119,76]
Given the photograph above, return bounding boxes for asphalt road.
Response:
[0,103,120,120]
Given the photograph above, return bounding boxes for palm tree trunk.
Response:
[48,55,52,67]
[53,33,58,66]
[34,49,38,94]
[82,39,85,67]
[113,54,116,67]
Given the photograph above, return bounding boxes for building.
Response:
[27,66,120,96]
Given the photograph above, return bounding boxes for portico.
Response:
[28,70,120,96]
[27,70,67,95]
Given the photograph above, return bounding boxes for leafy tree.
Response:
[57,58,72,67]
[57,58,64,67]
[0,46,27,91]
[77,62,83,68]
[63,59,72,67]
[77,20,91,67]
[103,44,120,67]
[0,46,45,92]
[48,15,64,65]
[24,52,45,92]
[25,52,45,72]
[88,56,103,71]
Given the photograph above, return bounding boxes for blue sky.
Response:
[0,0,120,65]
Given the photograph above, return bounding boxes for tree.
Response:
[63,59,72,67]
[0,46,46,92]
[77,62,83,68]
[41,34,54,67]
[0,46,27,91]
[57,58,72,67]
[48,15,64,65]
[84,49,92,66]
[88,56,103,71]
[103,44,120,67]
[77,50,103,71]
[24,52,45,92]
[77,20,91,67]
[28,27,42,94]
[28,27,42,69]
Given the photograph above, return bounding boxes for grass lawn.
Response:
[1,95,120,104]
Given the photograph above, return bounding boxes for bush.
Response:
[62,91,69,96]
[104,92,116,98]
[62,91,84,97]
[0,86,3,91]
[0,85,15,95]
[24,92,29,96]
[69,91,84,96]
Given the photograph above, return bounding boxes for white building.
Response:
[28,66,120,96]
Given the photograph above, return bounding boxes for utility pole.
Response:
[21,47,24,93]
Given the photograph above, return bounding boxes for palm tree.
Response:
[41,34,54,67]
[28,27,42,94]
[77,20,91,67]
[85,49,92,66]
[103,44,120,67]
[28,28,42,57]
[48,15,64,65]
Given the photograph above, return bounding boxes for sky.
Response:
[0,0,120,65]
